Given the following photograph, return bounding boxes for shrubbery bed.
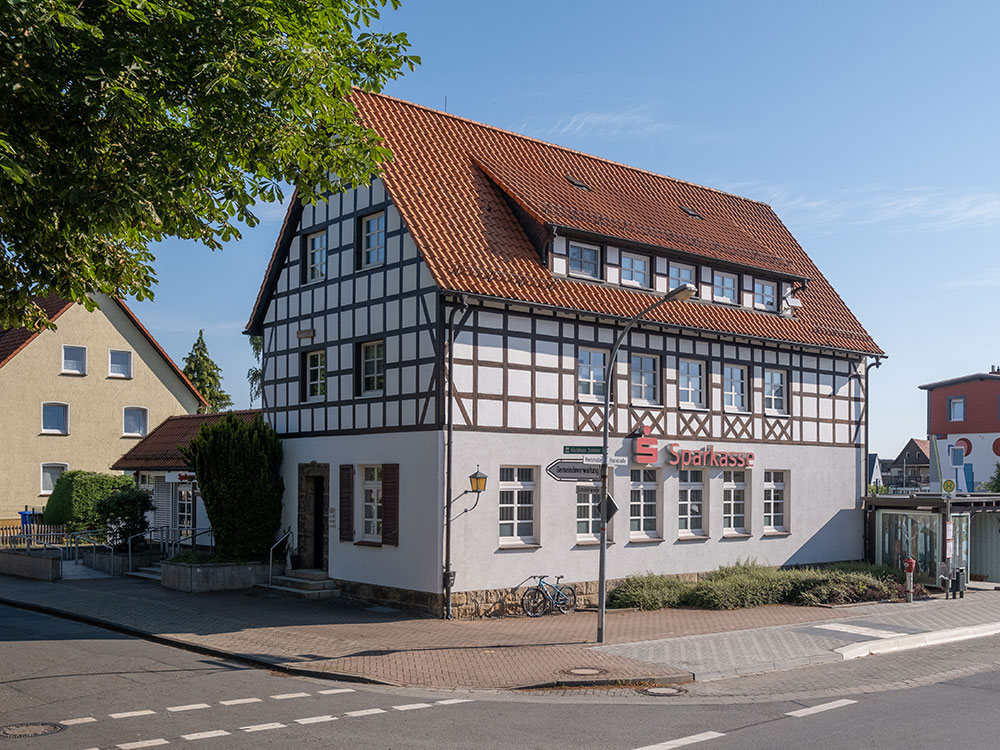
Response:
[608,561,924,610]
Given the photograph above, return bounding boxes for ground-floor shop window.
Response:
[362,465,383,541]
[723,470,747,533]
[499,466,536,544]
[576,484,602,541]
[678,469,705,536]
[763,471,787,531]
[630,468,659,538]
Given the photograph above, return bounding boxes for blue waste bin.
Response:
[18,510,33,526]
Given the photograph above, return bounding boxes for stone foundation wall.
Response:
[332,579,443,617]
[0,550,61,581]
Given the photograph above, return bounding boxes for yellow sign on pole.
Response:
[942,478,956,498]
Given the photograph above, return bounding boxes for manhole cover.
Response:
[0,723,65,739]
[643,686,685,696]
[566,667,604,676]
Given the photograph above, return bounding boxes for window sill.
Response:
[627,536,663,545]
[677,533,709,542]
[574,539,614,547]
[678,404,709,412]
[568,270,601,282]
[107,374,132,380]
[301,277,326,288]
[762,530,790,537]
[359,391,385,400]
[358,260,386,272]
[723,408,751,416]
[40,431,68,436]
[764,411,790,419]
[497,542,541,550]
[354,540,382,548]
[122,433,146,439]
[629,401,663,409]
[721,531,752,539]
[59,371,86,377]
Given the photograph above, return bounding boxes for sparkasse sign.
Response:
[632,426,755,469]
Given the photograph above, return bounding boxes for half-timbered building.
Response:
[246,91,884,617]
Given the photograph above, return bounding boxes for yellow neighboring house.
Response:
[0,294,208,522]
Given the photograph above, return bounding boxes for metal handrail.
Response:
[74,533,114,573]
[66,529,107,564]
[126,525,172,573]
[268,531,291,587]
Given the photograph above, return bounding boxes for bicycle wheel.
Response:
[556,584,577,614]
[521,587,548,617]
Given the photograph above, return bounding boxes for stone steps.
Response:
[255,568,338,599]
[125,564,162,583]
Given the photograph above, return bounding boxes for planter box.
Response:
[0,550,61,581]
[160,560,284,593]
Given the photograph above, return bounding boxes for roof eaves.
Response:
[0,299,74,370]
[918,373,1000,390]
[246,193,303,336]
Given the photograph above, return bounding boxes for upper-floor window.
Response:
[949,396,966,422]
[669,262,696,293]
[360,340,385,395]
[678,359,704,407]
[109,350,133,379]
[361,212,386,268]
[306,231,327,281]
[41,402,69,434]
[713,271,738,304]
[40,463,68,495]
[620,252,649,287]
[568,242,600,279]
[630,354,658,402]
[62,345,86,375]
[578,349,606,399]
[499,466,536,544]
[305,350,326,401]
[723,365,747,410]
[764,369,786,413]
[754,280,777,311]
[123,407,148,437]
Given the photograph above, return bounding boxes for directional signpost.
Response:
[581,455,627,466]
[545,459,602,482]
[604,494,618,522]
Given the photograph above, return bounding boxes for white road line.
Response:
[814,623,901,639]
[634,731,726,749]
[60,716,97,725]
[271,692,311,700]
[241,723,286,732]
[109,710,156,719]
[167,704,211,712]
[318,688,356,695]
[786,698,857,718]
[295,715,339,724]
[435,698,474,705]
[345,708,387,717]
[219,698,263,706]
[118,740,169,750]
[182,730,231,741]
[393,703,433,711]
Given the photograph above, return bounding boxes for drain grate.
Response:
[643,686,685,697]
[565,667,605,676]
[0,723,65,739]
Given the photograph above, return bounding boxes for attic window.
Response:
[680,206,704,220]
[565,176,591,191]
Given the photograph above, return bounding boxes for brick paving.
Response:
[3,574,1000,691]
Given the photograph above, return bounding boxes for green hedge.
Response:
[43,471,134,531]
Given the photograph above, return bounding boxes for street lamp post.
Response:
[597,283,697,644]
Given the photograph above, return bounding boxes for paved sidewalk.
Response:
[2,574,1000,690]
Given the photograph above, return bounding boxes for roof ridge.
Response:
[358,89,774,209]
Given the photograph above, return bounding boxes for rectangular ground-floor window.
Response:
[40,463,67,495]
[678,469,705,536]
[763,470,787,531]
[362,465,383,541]
[723,470,747,533]
[576,484,602,541]
[630,468,658,538]
[499,466,536,544]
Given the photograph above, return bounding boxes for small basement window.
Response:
[680,206,704,220]
[565,175,591,191]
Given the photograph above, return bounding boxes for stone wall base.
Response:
[332,579,443,617]
[0,550,61,581]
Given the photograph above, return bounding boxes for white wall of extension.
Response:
[447,431,864,593]
[279,431,445,594]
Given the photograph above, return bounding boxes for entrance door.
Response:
[312,475,325,570]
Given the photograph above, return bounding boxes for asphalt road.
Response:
[3,603,1000,750]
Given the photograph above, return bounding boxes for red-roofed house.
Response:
[246,92,883,616]
[0,294,207,521]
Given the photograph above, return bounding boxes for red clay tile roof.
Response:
[112,409,261,470]
[913,439,930,456]
[249,91,881,356]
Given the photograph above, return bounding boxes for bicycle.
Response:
[521,575,577,617]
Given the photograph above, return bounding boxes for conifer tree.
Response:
[183,330,232,413]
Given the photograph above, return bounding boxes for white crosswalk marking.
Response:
[167,704,211,712]
[241,723,286,732]
[318,688,356,695]
[219,698,262,706]
[634,731,726,749]
[110,710,156,719]
[271,692,311,700]
[345,708,387,717]
[435,698,474,705]
[814,623,901,639]
[393,703,433,711]
[182,730,231,741]
[118,741,169,749]
[295,715,339,724]
[786,699,857,717]
[60,717,97,725]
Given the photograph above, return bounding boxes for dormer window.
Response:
[620,253,649,287]
[713,271,738,304]
[754,280,777,311]
[568,242,600,279]
[669,262,696,294]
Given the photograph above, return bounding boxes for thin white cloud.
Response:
[945,268,1000,289]
[520,107,674,140]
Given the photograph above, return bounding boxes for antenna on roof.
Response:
[444,95,448,113]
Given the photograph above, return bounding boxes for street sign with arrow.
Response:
[545,459,602,482]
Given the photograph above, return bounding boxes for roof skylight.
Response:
[565,175,591,191]
[680,206,704,220]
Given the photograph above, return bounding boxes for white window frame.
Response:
[678,359,704,408]
[41,402,69,435]
[177,486,195,532]
[576,484,603,542]
[61,345,87,375]
[578,348,607,400]
[630,468,659,539]
[713,271,738,304]
[754,280,777,311]
[360,340,385,396]
[306,350,326,401]
[763,470,787,532]
[40,463,68,496]
[108,349,133,379]
[122,406,148,437]
[568,242,600,279]
[668,262,696,294]
[630,354,658,403]
[949,397,966,422]
[620,252,650,287]
[678,469,706,536]
[499,466,536,544]
[723,365,747,411]
[306,230,327,282]
[763,369,787,413]
[361,212,386,268]
[361,464,383,541]
[723,470,748,534]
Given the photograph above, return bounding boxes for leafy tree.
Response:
[43,470,134,531]
[868,483,889,496]
[979,463,1000,493]
[179,413,283,560]
[183,330,232,412]
[247,335,263,406]
[0,0,419,332]
[95,486,154,550]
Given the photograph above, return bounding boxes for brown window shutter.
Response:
[339,465,354,542]
[381,463,399,546]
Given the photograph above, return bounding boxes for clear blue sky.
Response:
[132,1,1000,458]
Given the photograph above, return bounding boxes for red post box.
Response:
[903,557,916,574]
